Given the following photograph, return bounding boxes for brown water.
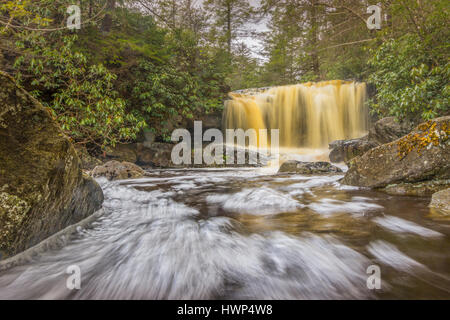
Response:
[0,166,449,299]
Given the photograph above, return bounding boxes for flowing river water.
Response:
[0,163,449,299]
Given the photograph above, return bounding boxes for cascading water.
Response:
[223,80,368,148]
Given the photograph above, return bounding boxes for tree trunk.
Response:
[101,0,116,33]
[310,0,320,79]
[226,1,232,54]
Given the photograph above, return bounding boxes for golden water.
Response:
[223,80,368,148]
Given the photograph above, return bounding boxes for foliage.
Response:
[1,1,228,150]
[368,34,449,121]
[1,0,449,153]
[17,33,146,148]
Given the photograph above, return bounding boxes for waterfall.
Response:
[223,80,368,149]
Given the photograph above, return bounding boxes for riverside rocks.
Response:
[91,160,145,181]
[429,188,450,214]
[368,116,414,145]
[329,117,414,164]
[329,136,378,163]
[341,116,450,195]
[0,71,103,259]
[278,161,343,174]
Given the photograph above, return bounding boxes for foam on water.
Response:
[207,187,303,214]
[373,215,443,238]
[0,168,448,299]
[308,198,383,216]
[0,180,371,299]
[367,240,425,272]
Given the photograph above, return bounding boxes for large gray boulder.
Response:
[368,116,414,145]
[329,117,415,163]
[341,116,450,192]
[329,136,378,163]
[0,71,103,259]
[74,145,103,171]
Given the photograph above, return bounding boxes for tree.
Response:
[204,0,252,54]
[1,1,146,150]
[367,0,449,121]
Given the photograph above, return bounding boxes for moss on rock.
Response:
[0,192,30,254]
[0,71,104,258]
[341,116,450,191]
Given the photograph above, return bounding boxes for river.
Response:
[0,165,449,299]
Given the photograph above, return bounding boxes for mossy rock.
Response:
[342,116,450,189]
[0,71,103,259]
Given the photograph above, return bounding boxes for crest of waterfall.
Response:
[223,80,368,149]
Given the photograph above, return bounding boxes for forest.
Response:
[1,0,448,153]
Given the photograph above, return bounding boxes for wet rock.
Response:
[216,145,269,168]
[0,71,103,259]
[329,136,378,163]
[74,145,103,170]
[383,180,450,196]
[91,160,145,180]
[368,117,414,145]
[136,142,269,168]
[329,117,415,164]
[278,161,343,174]
[342,116,450,191]
[429,188,450,214]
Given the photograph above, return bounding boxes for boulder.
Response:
[91,160,145,180]
[341,116,450,190]
[368,116,414,145]
[329,117,415,163]
[0,71,103,259]
[429,188,450,214]
[278,161,343,174]
[329,136,378,163]
[74,145,103,171]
